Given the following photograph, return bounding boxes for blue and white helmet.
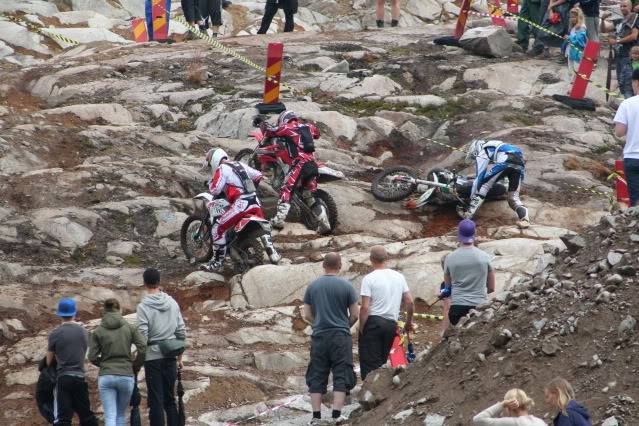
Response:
[277,110,297,126]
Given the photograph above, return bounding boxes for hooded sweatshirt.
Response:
[88,311,147,376]
[136,291,186,361]
[553,400,592,426]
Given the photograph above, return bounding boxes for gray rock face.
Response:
[459,26,513,58]
[618,315,637,334]
[423,413,446,426]
[254,351,307,372]
[560,235,587,254]
[323,60,350,73]
[42,104,134,125]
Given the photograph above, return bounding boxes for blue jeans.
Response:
[616,56,634,99]
[624,158,639,207]
[98,375,134,426]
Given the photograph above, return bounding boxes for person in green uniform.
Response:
[517,0,544,53]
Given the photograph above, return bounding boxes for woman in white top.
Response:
[473,388,546,426]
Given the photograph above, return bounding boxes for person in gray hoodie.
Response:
[136,268,186,426]
[88,298,146,426]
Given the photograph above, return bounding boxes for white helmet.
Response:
[277,110,297,126]
[466,139,484,163]
[203,148,228,170]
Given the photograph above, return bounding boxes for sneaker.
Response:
[390,19,398,27]
[307,419,322,426]
[376,20,384,28]
[333,416,350,424]
[556,55,567,64]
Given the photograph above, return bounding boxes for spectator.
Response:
[46,298,98,426]
[569,0,599,41]
[358,245,414,380]
[137,268,186,426]
[601,0,639,99]
[517,0,544,53]
[302,252,359,425]
[473,388,546,425]
[544,378,592,426]
[376,0,400,28]
[199,0,222,37]
[631,45,639,70]
[444,219,495,326]
[257,0,296,34]
[88,298,147,426]
[181,0,201,39]
[614,69,639,207]
[564,7,588,73]
[439,254,451,336]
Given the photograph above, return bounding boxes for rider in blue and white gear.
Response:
[460,139,530,228]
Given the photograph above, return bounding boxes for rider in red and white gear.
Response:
[260,110,321,229]
[201,148,279,272]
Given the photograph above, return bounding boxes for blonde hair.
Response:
[569,6,585,29]
[545,378,576,415]
[504,389,535,411]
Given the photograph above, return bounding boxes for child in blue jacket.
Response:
[564,7,588,74]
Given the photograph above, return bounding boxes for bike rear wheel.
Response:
[301,189,338,235]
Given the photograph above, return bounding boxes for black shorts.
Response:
[306,331,356,394]
[448,305,475,326]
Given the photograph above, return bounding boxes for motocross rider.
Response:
[201,148,280,272]
[461,139,530,228]
[258,110,321,229]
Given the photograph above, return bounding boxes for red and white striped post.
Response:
[256,43,286,114]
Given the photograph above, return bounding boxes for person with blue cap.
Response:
[443,220,496,326]
[46,298,98,426]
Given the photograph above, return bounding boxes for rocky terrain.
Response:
[0,0,631,425]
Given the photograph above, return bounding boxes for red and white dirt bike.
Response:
[180,193,280,274]
[234,126,343,235]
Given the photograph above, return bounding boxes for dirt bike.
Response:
[234,126,343,235]
[180,192,279,274]
[371,166,507,215]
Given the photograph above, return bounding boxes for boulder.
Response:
[106,240,140,257]
[254,351,307,372]
[323,60,350,73]
[69,0,131,19]
[154,210,188,238]
[195,106,254,139]
[0,20,51,55]
[42,104,134,125]
[347,75,402,97]
[31,208,100,249]
[182,271,226,287]
[301,111,358,140]
[53,11,114,28]
[423,413,446,426]
[459,26,513,58]
[241,263,324,308]
[406,0,442,21]
[5,367,39,386]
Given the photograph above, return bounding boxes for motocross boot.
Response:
[260,234,281,264]
[271,201,290,229]
[200,246,226,273]
[516,206,531,229]
[458,195,484,219]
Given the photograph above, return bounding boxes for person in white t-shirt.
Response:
[614,68,639,207]
[358,245,414,380]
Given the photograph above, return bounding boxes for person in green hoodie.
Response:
[88,298,146,426]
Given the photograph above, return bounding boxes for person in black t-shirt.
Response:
[46,298,98,426]
[303,253,359,425]
[601,0,639,98]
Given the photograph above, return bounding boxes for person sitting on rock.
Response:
[257,110,322,229]
[460,139,530,228]
[201,148,280,272]
[473,388,546,425]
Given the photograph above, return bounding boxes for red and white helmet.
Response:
[277,110,297,126]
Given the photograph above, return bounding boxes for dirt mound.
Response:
[352,210,639,425]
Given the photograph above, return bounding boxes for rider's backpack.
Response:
[298,124,315,153]
[226,161,256,194]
